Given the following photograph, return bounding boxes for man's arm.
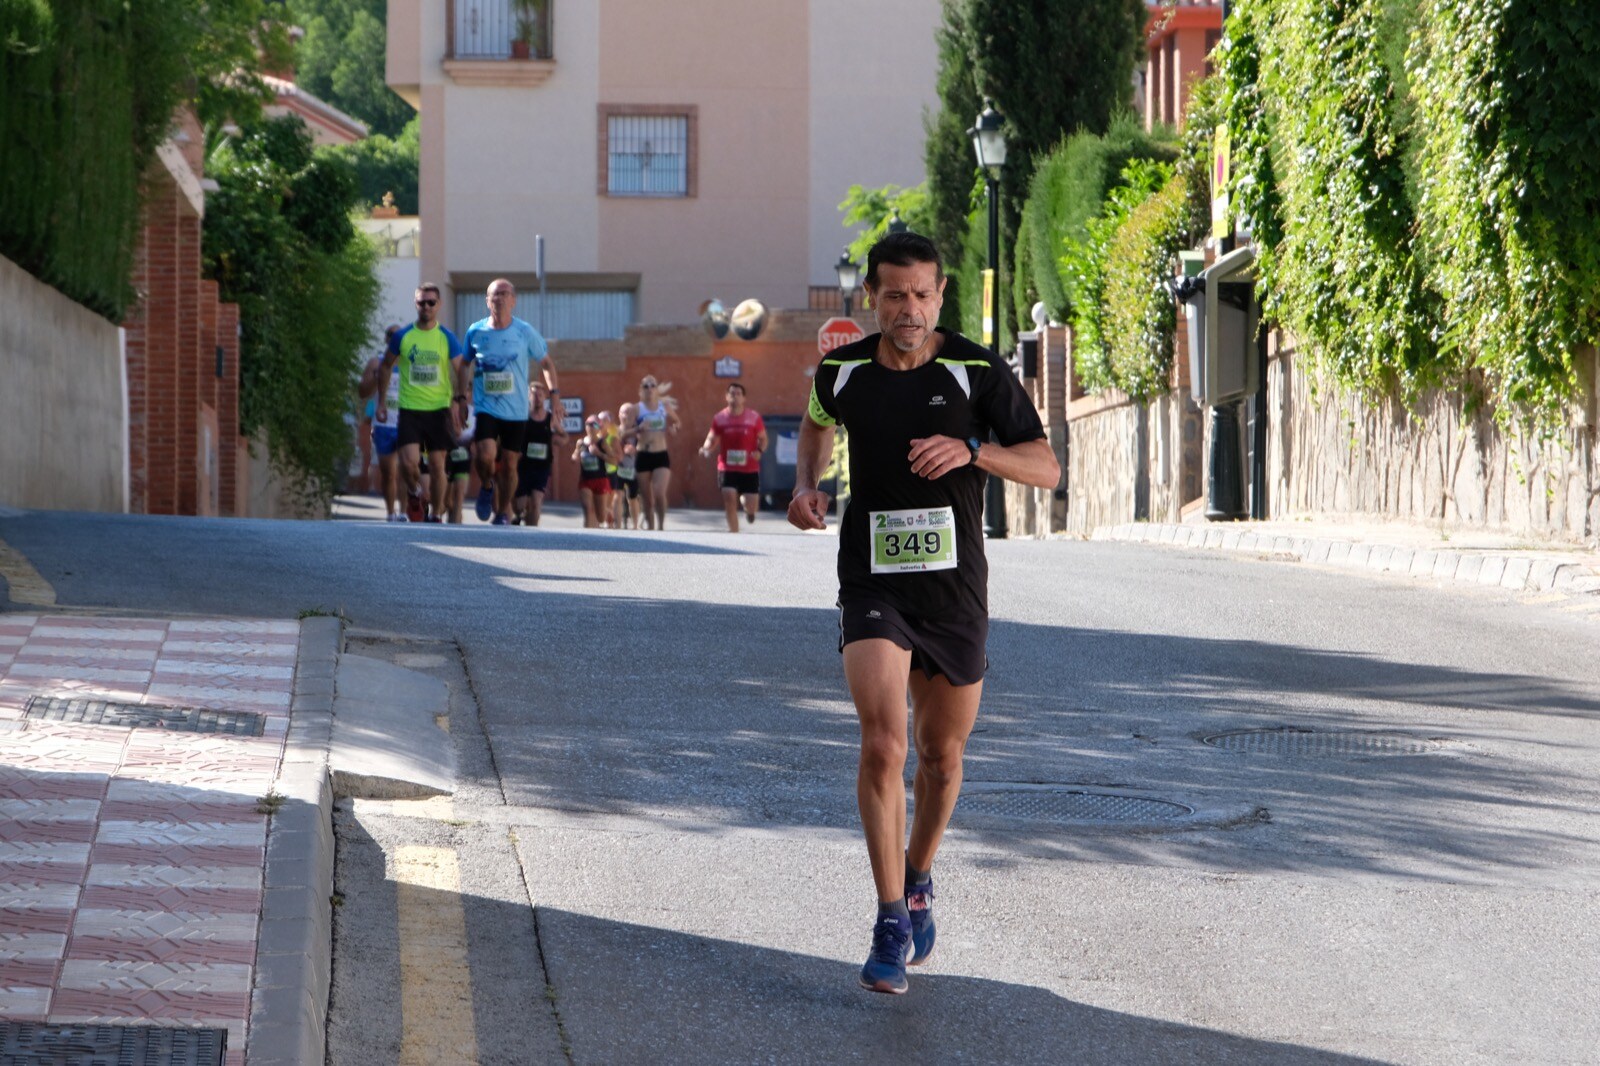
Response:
[539,350,559,396]
[698,426,720,458]
[372,352,400,421]
[786,415,835,530]
[358,358,382,400]
[906,435,1060,488]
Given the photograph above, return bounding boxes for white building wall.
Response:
[807,0,941,287]
[442,8,601,289]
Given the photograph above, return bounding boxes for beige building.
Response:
[386,0,940,337]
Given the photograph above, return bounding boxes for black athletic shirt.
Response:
[807,328,1045,620]
[523,411,554,469]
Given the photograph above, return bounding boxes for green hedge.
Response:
[0,0,192,318]
[1016,115,1177,327]
[1102,172,1199,399]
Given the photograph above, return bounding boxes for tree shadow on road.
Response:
[455,589,1600,886]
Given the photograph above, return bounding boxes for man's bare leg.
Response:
[843,638,914,904]
[906,671,982,873]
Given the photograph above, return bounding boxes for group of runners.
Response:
[360,278,559,526]
[363,233,1058,999]
[361,279,771,532]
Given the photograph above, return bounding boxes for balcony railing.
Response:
[449,0,552,60]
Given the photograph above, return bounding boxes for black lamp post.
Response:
[969,98,1008,539]
[834,249,859,318]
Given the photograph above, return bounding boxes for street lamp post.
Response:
[834,249,859,318]
[969,98,1008,539]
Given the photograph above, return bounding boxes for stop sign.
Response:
[818,316,866,356]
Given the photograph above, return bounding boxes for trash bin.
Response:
[758,415,837,511]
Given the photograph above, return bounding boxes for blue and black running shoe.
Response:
[475,485,494,522]
[906,880,935,966]
[858,913,911,994]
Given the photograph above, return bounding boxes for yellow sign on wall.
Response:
[1211,125,1231,240]
[981,269,995,345]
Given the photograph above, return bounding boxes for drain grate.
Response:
[23,695,265,737]
[1202,728,1438,756]
[0,1022,226,1065]
[960,787,1193,824]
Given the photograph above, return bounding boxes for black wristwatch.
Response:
[965,436,983,464]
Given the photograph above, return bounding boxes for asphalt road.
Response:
[3,501,1598,1065]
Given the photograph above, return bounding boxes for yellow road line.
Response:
[395,845,479,1066]
[0,537,55,606]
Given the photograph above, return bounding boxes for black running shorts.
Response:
[718,470,759,495]
[636,449,670,473]
[474,412,528,456]
[516,457,551,497]
[837,596,988,687]
[398,408,454,453]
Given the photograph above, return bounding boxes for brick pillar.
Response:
[174,205,202,515]
[199,281,221,515]
[142,179,181,515]
[217,302,242,516]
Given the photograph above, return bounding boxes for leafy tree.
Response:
[319,115,420,214]
[926,0,1146,335]
[204,116,381,505]
[837,183,935,268]
[293,0,415,137]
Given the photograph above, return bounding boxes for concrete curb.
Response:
[247,615,341,1066]
[1092,523,1600,597]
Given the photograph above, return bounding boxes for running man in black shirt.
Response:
[789,232,1059,994]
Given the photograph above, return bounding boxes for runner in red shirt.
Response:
[699,383,768,532]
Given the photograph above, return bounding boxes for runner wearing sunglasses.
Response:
[376,283,465,523]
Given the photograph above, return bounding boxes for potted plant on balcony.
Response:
[510,0,543,60]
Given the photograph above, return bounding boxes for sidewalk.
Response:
[0,612,337,1066]
[1092,516,1600,597]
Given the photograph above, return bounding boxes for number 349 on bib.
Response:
[870,507,957,573]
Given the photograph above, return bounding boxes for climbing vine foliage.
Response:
[1221,0,1600,423]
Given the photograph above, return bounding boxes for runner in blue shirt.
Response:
[456,278,560,524]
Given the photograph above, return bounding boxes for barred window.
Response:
[601,109,695,198]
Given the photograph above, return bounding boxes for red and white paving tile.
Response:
[0,614,301,1066]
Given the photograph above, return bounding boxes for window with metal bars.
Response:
[605,114,690,197]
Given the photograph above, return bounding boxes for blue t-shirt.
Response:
[464,316,547,421]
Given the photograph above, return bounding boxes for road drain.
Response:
[1202,728,1439,756]
[0,1023,226,1065]
[24,695,266,737]
[959,785,1194,824]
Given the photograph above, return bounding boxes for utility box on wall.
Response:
[1202,245,1258,405]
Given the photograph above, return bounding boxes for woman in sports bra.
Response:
[621,376,681,530]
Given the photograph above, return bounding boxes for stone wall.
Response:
[1267,339,1600,544]
[0,253,127,512]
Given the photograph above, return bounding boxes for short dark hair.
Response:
[416,282,441,298]
[865,231,943,288]
[726,382,745,395]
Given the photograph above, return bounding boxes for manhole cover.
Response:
[1202,728,1438,756]
[23,695,265,737]
[960,787,1193,824]
[0,1022,226,1065]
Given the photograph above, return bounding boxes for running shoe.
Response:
[475,486,494,522]
[745,510,755,524]
[906,880,935,966]
[490,513,511,526]
[424,516,442,523]
[387,513,407,523]
[406,493,425,524]
[858,913,911,994]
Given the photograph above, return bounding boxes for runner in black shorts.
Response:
[514,384,566,526]
[788,232,1059,995]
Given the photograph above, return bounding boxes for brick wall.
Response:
[123,154,246,517]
